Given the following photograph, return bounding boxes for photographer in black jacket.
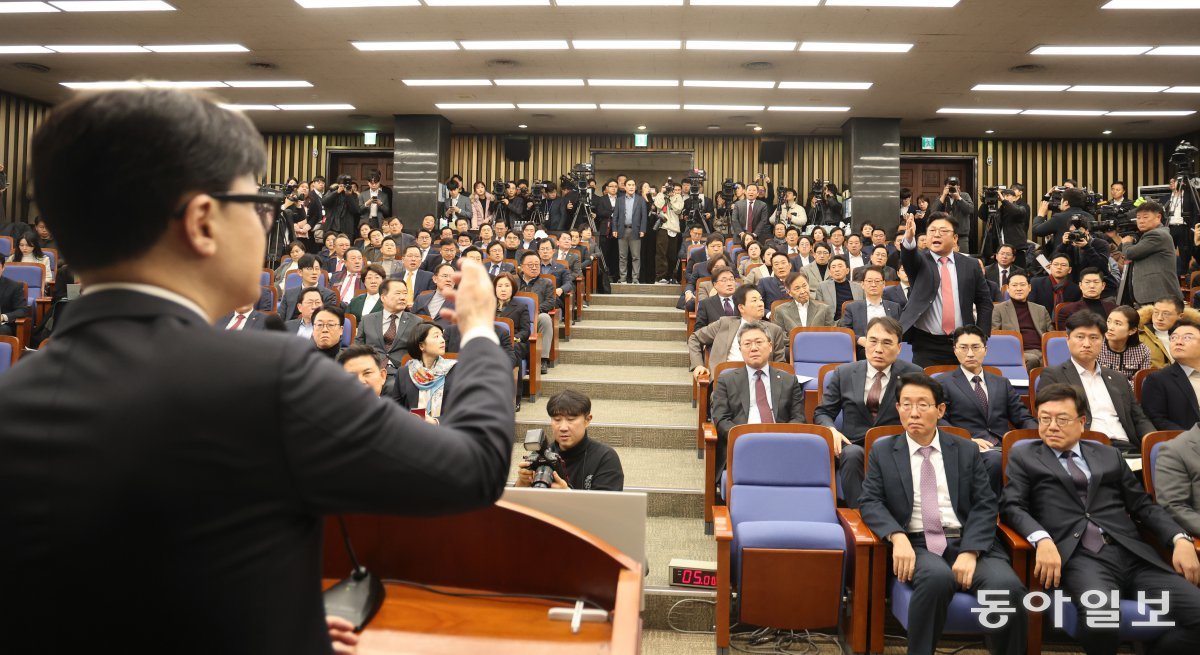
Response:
[320,174,361,237]
[1057,220,1117,290]
[496,181,526,226]
[515,390,624,491]
[1033,187,1093,259]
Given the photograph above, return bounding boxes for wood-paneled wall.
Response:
[260,133,395,186]
[0,91,49,222]
[898,137,1169,198]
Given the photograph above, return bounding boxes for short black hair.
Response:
[996,243,1014,254]
[1155,295,1185,313]
[813,242,831,254]
[733,283,759,309]
[379,277,406,296]
[1170,314,1200,336]
[895,372,945,406]
[417,229,432,239]
[1065,310,1107,335]
[439,238,456,248]
[298,286,323,304]
[1062,188,1086,208]
[828,255,849,267]
[1007,271,1029,285]
[31,89,266,271]
[951,324,987,346]
[707,233,725,246]
[315,304,345,324]
[1036,383,1089,419]
[403,244,420,256]
[433,262,456,277]
[337,343,385,367]
[1137,200,1164,216]
[925,212,957,234]
[866,316,903,341]
[713,267,736,282]
[519,250,539,264]
[547,390,592,417]
[1078,267,1104,281]
[860,265,885,280]
[297,254,320,270]
[407,321,443,360]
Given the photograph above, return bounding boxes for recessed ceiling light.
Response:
[753,126,764,131]
[1020,109,1107,116]
[778,81,872,90]
[46,45,148,53]
[0,46,54,54]
[687,40,797,51]
[985,130,995,134]
[1103,0,1200,8]
[351,41,459,51]
[426,0,547,5]
[0,3,60,12]
[494,79,584,86]
[684,80,775,89]
[145,44,248,53]
[296,0,418,6]
[402,79,491,86]
[766,105,851,111]
[518,124,528,128]
[1166,86,1200,93]
[936,108,1023,114]
[60,81,146,89]
[825,0,958,5]
[461,40,569,50]
[557,0,681,4]
[636,125,647,130]
[219,104,281,111]
[691,0,818,5]
[50,1,174,11]
[516,103,596,109]
[972,84,1069,92]
[1069,85,1168,92]
[800,41,913,52]
[707,125,720,130]
[588,79,679,86]
[572,40,681,49]
[276,103,357,111]
[1107,110,1196,116]
[1030,45,1150,55]
[1148,46,1200,55]
[306,124,315,128]
[435,102,516,109]
[142,80,228,88]
[599,104,680,110]
[1102,130,1113,134]
[685,104,765,111]
[225,80,313,88]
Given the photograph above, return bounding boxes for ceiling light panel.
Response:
[687,40,797,51]
[225,80,313,88]
[296,0,419,6]
[402,79,492,86]
[767,106,851,111]
[516,103,596,109]
[691,0,819,5]
[494,79,584,86]
[50,1,174,10]
[799,41,913,52]
[145,44,248,53]
[572,40,681,49]
[0,2,59,12]
[825,0,958,5]
[684,104,765,111]
[219,104,280,111]
[60,81,146,89]
[435,103,515,109]
[972,84,1069,92]
[1068,85,1167,92]
[141,80,227,88]
[557,0,682,5]
[1106,110,1196,116]
[1030,45,1150,55]
[0,46,54,54]
[1103,0,1200,8]
[778,81,872,89]
[588,79,679,86]
[936,108,1023,114]
[351,41,459,51]
[684,80,775,89]
[1148,46,1200,55]
[276,104,357,110]
[426,0,547,5]
[598,104,681,110]
[1166,86,1200,93]
[460,40,569,50]
[46,45,148,53]
[1020,109,1107,116]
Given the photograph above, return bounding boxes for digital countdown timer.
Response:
[668,559,718,589]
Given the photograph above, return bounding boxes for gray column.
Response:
[841,118,901,237]
[393,114,451,232]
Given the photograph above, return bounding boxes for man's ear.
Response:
[180,193,219,257]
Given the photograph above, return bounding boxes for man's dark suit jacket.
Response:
[355,310,421,370]
[215,309,270,331]
[710,365,805,471]
[411,291,454,326]
[996,200,1031,248]
[883,283,909,309]
[391,267,436,296]
[1028,276,1081,315]
[731,198,771,242]
[593,194,617,235]
[757,275,789,311]
[695,294,736,332]
[814,360,923,442]
[1040,361,1156,449]
[985,264,1026,288]
[899,243,993,337]
[613,192,648,236]
[840,298,903,339]
[277,285,339,321]
[1142,363,1200,432]
[679,240,706,262]
[420,254,458,274]
[940,368,1037,443]
[1001,439,1185,572]
[539,260,574,296]
[0,275,30,321]
[860,432,999,553]
[484,261,516,278]
[517,275,556,315]
[0,290,513,654]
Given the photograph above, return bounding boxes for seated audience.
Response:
[7,234,53,289]
[1055,267,1115,328]
[311,305,345,359]
[1143,315,1200,431]
[537,239,574,311]
[852,246,898,282]
[743,246,775,286]
[1097,305,1151,386]
[330,249,365,305]
[375,237,402,278]
[411,263,456,327]
[696,268,739,332]
[756,252,793,313]
[800,242,833,289]
[860,372,1028,655]
[421,237,459,273]
[814,256,863,321]
[495,272,529,410]
[991,272,1051,370]
[516,250,557,375]
[355,278,419,372]
[337,344,388,397]
[883,264,911,307]
[274,241,306,293]
[393,322,456,424]
[1040,311,1155,453]
[984,244,1025,288]
[1156,424,1200,537]
[689,284,788,380]
[1002,383,1200,655]
[1141,296,1194,369]
[216,304,269,331]
[485,242,514,278]
[283,287,325,338]
[695,256,733,303]
[1029,253,1082,313]
[346,264,385,322]
[841,266,902,341]
[771,272,833,332]
[815,317,922,508]
[739,241,764,278]
[514,390,624,491]
[278,254,337,320]
[0,259,30,337]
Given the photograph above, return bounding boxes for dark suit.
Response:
[710,365,805,476]
[860,432,1027,655]
[484,261,516,278]
[1155,425,1200,536]
[614,193,648,282]
[1028,276,1081,315]
[941,367,1037,491]
[355,310,420,370]
[0,290,513,654]
[1002,439,1200,655]
[814,359,923,507]
[756,276,789,312]
[0,275,30,336]
[985,264,1025,288]
[421,255,457,274]
[900,243,993,367]
[883,283,910,309]
[731,198,771,242]
[497,301,531,365]
[392,268,435,298]
[696,294,737,332]
[1040,360,1155,451]
[411,291,454,327]
[839,298,903,339]
[277,285,339,321]
[1142,363,1200,432]
[215,310,269,331]
[539,260,575,297]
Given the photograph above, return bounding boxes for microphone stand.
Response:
[323,516,386,631]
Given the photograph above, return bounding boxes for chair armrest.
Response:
[714,505,733,542]
[35,297,52,324]
[997,522,1031,552]
[703,422,717,447]
[704,422,716,525]
[837,508,881,547]
[14,317,31,350]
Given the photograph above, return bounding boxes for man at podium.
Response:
[0,89,514,654]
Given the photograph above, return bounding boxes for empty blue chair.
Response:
[259,270,272,287]
[0,335,18,374]
[0,237,11,259]
[1044,334,1070,367]
[791,327,855,392]
[340,317,354,347]
[984,332,1029,385]
[2,263,45,305]
[898,341,913,362]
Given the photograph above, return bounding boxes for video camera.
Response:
[529,180,553,201]
[1171,140,1197,179]
[1092,204,1138,236]
[982,185,1007,205]
[810,179,829,199]
[492,180,507,197]
[523,428,563,488]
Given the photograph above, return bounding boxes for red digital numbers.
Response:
[676,568,715,587]
[681,569,693,583]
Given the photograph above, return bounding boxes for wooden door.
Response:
[900,159,971,204]
[331,154,393,188]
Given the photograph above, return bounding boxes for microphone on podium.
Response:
[323,516,385,631]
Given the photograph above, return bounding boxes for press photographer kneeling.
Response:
[516,390,625,491]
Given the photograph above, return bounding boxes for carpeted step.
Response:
[610,282,681,296]
[557,339,689,368]
[590,293,681,308]
[515,397,696,451]
[540,363,693,402]
[570,320,688,343]
[583,306,683,322]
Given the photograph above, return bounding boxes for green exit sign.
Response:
[921,136,936,151]
[634,133,649,147]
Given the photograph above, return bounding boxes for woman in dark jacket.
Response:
[495,272,530,410]
[392,322,456,424]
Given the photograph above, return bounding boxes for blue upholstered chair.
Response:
[791,326,856,394]
[1042,331,1070,368]
[984,330,1029,386]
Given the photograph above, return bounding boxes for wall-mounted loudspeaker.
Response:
[504,137,531,161]
[759,141,785,164]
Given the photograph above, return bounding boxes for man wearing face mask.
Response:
[514,390,624,491]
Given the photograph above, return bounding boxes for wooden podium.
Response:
[322,501,643,654]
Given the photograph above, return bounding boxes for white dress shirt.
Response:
[745,365,774,424]
[961,366,989,404]
[866,299,886,323]
[1180,364,1200,409]
[1072,359,1129,442]
[728,320,749,362]
[848,253,866,271]
[905,432,963,533]
[362,293,380,316]
[793,301,810,327]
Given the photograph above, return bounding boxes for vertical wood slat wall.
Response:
[0,91,49,222]
[260,133,395,185]
[898,137,1169,198]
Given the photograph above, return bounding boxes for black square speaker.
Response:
[504,137,531,161]
[759,141,785,164]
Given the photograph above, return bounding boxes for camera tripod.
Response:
[683,193,713,234]
[568,186,611,284]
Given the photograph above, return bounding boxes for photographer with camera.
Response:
[681,179,714,230]
[1117,200,1183,307]
[515,390,624,491]
[994,186,1030,255]
[653,180,684,284]
[929,177,974,249]
[808,181,844,225]
[357,172,390,231]
[496,181,526,227]
[771,186,808,230]
[1058,220,1117,289]
[321,174,361,237]
[1033,187,1093,258]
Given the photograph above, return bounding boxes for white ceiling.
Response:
[0,0,1198,139]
